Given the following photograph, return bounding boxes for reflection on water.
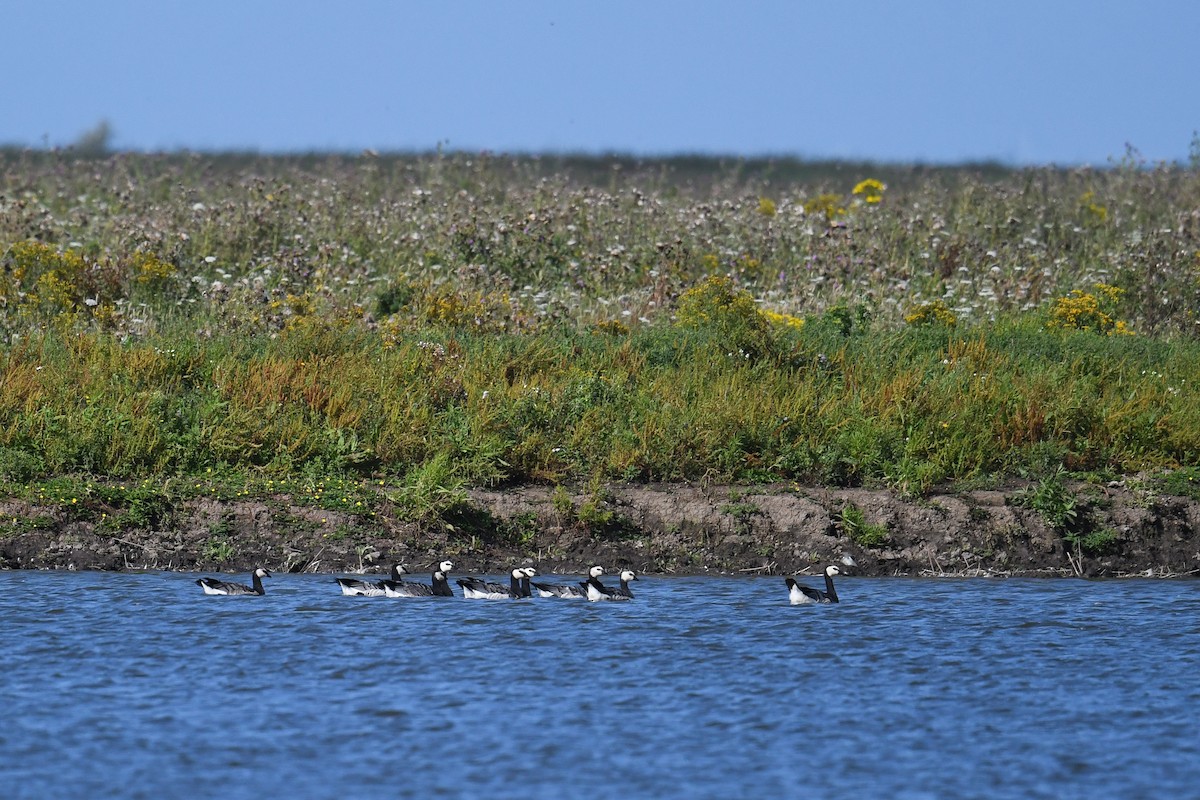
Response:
[1,571,1198,799]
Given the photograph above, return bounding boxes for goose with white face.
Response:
[785,565,842,605]
[532,565,605,598]
[457,567,537,600]
[585,569,638,602]
[336,564,407,597]
[383,560,456,597]
[196,568,272,596]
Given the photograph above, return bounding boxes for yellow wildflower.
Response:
[132,252,176,284]
[803,193,847,221]
[904,300,957,327]
[852,179,886,204]
[1079,191,1108,224]
[760,309,805,330]
[1048,284,1133,336]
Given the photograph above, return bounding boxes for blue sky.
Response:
[3,0,1196,165]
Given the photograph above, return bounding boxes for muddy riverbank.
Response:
[1,481,1197,578]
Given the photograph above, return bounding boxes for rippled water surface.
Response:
[2,570,1198,799]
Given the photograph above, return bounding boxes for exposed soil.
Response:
[1,481,1198,579]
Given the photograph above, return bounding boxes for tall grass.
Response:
[1,310,1197,495]
[1,150,1198,503]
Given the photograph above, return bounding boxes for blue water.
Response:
[1,571,1198,799]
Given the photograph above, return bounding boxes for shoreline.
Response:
[2,481,1197,579]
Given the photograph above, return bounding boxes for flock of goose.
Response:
[195,562,845,605]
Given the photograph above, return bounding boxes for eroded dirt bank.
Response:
[1,482,1197,578]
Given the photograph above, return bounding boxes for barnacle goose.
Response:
[457,567,537,600]
[532,565,605,598]
[383,560,455,597]
[196,568,272,596]
[519,566,537,598]
[335,564,408,596]
[584,569,637,601]
[785,565,842,604]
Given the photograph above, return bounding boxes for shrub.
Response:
[675,276,772,359]
[0,447,45,482]
[1048,284,1133,336]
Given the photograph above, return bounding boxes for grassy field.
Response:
[1,149,1199,531]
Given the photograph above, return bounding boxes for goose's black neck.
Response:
[251,571,265,595]
[432,571,452,596]
[824,571,839,603]
[509,572,522,596]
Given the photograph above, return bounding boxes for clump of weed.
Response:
[721,492,762,535]
[499,511,540,547]
[1156,467,1200,501]
[375,280,417,317]
[851,178,886,204]
[1014,467,1078,531]
[1047,283,1133,336]
[803,193,847,222]
[675,275,772,359]
[550,486,575,522]
[1012,467,1123,560]
[839,503,889,547]
[389,453,468,529]
[905,299,957,328]
[1065,527,1120,556]
[547,482,636,540]
[201,535,235,564]
[0,447,45,482]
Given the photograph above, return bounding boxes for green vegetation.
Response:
[1014,468,1079,531]
[201,535,235,564]
[1156,466,1200,501]
[1013,467,1131,558]
[1,150,1199,534]
[839,504,890,548]
[545,483,635,539]
[721,493,763,535]
[1066,527,1120,557]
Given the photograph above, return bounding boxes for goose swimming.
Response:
[585,569,637,601]
[786,565,841,605]
[383,560,455,597]
[519,566,537,598]
[457,567,537,600]
[532,565,605,598]
[335,564,407,597]
[196,568,272,596]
